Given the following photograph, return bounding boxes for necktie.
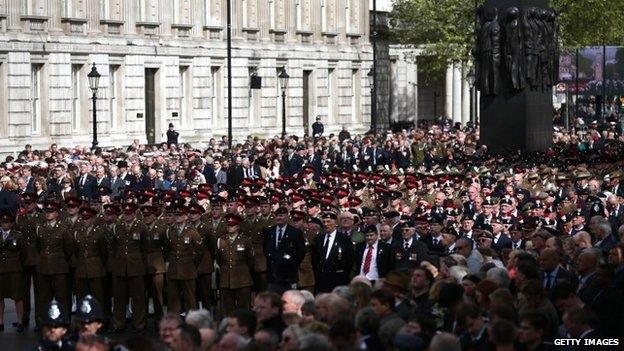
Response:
[363,244,374,274]
[433,238,439,246]
[373,149,377,165]
[324,234,331,258]
[81,175,86,186]
[404,241,410,251]
[544,273,553,289]
[277,227,284,246]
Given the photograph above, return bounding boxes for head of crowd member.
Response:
[280,324,307,351]
[608,243,624,267]
[370,289,395,319]
[41,300,70,345]
[415,217,429,236]
[489,319,516,351]
[226,309,256,340]
[159,314,183,348]
[282,290,305,317]
[224,213,242,237]
[411,267,434,298]
[538,248,560,274]
[518,311,548,351]
[384,211,401,227]
[363,225,379,246]
[329,319,358,350]
[75,295,104,338]
[290,210,306,230]
[339,211,355,232]
[44,200,61,222]
[456,302,486,340]
[379,223,393,242]
[225,196,239,214]
[314,293,331,323]
[576,249,599,277]
[254,292,283,324]
[75,335,108,351]
[544,236,563,252]
[572,231,592,249]
[562,307,595,339]
[66,196,81,217]
[401,221,416,241]
[461,216,474,233]
[550,282,583,313]
[274,207,289,227]
[216,332,246,351]
[305,217,322,235]
[321,211,338,233]
[530,229,550,253]
[455,237,473,258]
[461,275,480,301]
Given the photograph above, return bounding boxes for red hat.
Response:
[140,205,158,216]
[291,193,305,203]
[336,188,350,199]
[225,213,243,226]
[79,207,97,220]
[189,203,205,215]
[65,196,81,208]
[241,178,253,187]
[122,203,138,214]
[348,196,363,207]
[254,178,267,187]
[405,181,418,190]
[387,176,400,185]
[198,183,212,192]
[196,190,210,201]
[44,199,61,213]
[180,190,192,198]
[290,210,306,222]
[173,205,189,215]
[104,204,120,215]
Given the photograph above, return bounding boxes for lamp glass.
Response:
[87,63,101,93]
[278,68,289,90]
[367,68,375,88]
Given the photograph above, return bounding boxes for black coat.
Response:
[263,224,306,284]
[353,241,391,278]
[282,154,304,177]
[313,231,354,293]
[491,233,513,252]
[74,174,97,200]
[390,237,429,271]
[312,121,324,137]
[167,129,179,145]
[0,189,21,216]
[422,234,447,256]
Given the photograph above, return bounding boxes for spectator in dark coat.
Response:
[167,123,179,146]
[0,176,21,216]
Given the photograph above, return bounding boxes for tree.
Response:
[389,0,624,73]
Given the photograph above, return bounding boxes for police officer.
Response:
[0,213,26,332]
[141,204,167,324]
[109,203,147,333]
[216,214,254,317]
[166,205,203,314]
[74,294,104,339]
[36,299,73,351]
[73,207,107,315]
[36,200,73,322]
[312,116,324,138]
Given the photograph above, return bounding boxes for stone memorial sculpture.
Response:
[478,7,501,95]
[504,7,524,90]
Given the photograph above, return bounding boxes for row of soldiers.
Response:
[3,191,298,332]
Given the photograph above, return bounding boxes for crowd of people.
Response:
[1,119,624,350]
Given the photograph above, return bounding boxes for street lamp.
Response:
[278,67,289,137]
[368,68,376,132]
[466,68,476,124]
[87,63,101,151]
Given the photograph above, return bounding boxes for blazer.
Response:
[74,174,98,200]
[73,225,108,278]
[263,224,306,284]
[109,176,126,199]
[36,221,74,275]
[0,230,25,273]
[390,237,429,271]
[282,154,304,177]
[312,230,354,293]
[491,233,513,252]
[166,225,203,280]
[353,241,391,278]
[216,233,254,289]
[109,219,148,277]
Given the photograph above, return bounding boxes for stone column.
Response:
[452,64,462,124]
[445,64,453,119]
[86,0,101,34]
[461,64,470,125]
[124,0,136,34]
[48,0,62,32]
[7,0,22,31]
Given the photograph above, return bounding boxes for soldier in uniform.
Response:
[204,196,227,238]
[140,204,167,324]
[240,197,269,292]
[73,207,108,318]
[298,214,319,292]
[189,203,216,311]
[101,204,120,319]
[166,205,203,314]
[216,214,254,317]
[109,203,147,333]
[0,213,26,331]
[36,200,73,322]
[15,192,42,328]
[36,299,73,351]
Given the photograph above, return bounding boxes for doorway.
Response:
[145,68,157,144]
[302,70,312,136]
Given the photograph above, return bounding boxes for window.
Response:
[345,0,351,33]
[31,64,43,134]
[327,68,335,123]
[321,0,326,32]
[62,0,86,18]
[23,0,46,16]
[351,69,360,122]
[100,0,109,19]
[211,66,221,122]
[295,0,301,30]
[179,66,189,121]
[204,0,221,26]
[71,64,82,132]
[268,0,275,29]
[173,0,191,24]
[109,65,119,130]
[242,0,248,28]
[101,0,122,20]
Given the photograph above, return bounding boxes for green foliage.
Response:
[389,0,624,74]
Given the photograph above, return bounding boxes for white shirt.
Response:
[360,241,379,281]
[403,237,413,250]
[324,230,337,259]
[275,225,286,248]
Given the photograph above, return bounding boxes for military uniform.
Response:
[0,227,26,301]
[242,214,269,292]
[298,229,316,291]
[36,217,73,319]
[216,214,254,316]
[166,221,203,314]
[144,216,168,323]
[109,215,147,331]
[15,209,43,326]
[192,219,216,310]
[73,222,108,313]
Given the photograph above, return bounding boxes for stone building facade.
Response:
[0,0,373,152]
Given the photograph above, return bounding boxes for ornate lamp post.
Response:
[279,68,290,137]
[87,63,101,151]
